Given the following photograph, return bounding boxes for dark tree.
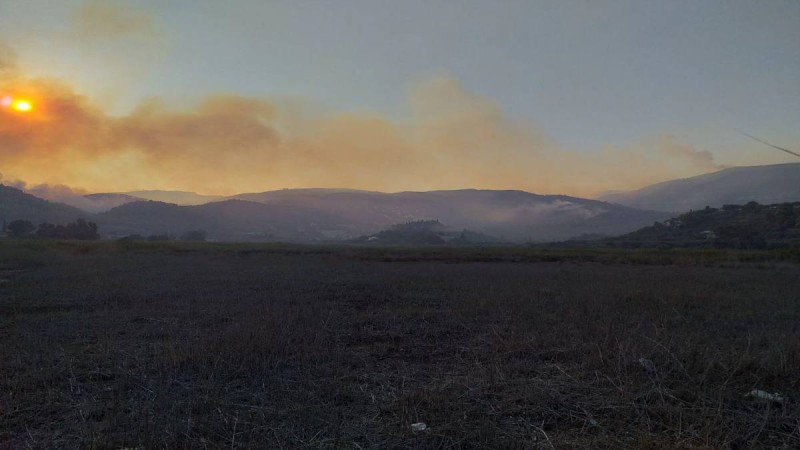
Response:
[7,219,35,238]
[35,219,99,240]
[70,218,99,240]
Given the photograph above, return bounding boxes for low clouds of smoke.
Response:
[0,174,83,207]
[0,0,728,199]
[659,136,728,172]
[0,70,728,197]
[21,183,87,201]
[0,172,142,212]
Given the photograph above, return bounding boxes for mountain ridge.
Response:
[1,184,670,242]
[13,160,800,243]
[606,201,800,249]
[600,163,800,212]
[0,184,90,226]
[227,188,669,241]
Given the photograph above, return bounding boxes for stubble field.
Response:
[1,241,798,448]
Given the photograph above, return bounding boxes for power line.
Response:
[736,129,800,159]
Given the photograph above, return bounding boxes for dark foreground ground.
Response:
[1,242,798,449]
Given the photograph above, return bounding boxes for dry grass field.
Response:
[1,241,798,448]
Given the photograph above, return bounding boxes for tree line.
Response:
[118,230,206,242]
[3,218,99,240]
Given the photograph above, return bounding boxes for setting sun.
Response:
[1,96,33,113]
[12,100,33,112]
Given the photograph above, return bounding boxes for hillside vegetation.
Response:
[610,201,800,249]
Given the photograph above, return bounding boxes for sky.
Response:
[0,0,798,198]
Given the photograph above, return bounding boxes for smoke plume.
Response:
[1,45,727,197]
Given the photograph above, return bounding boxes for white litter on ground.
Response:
[745,390,784,403]
[411,422,427,432]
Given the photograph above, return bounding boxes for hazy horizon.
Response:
[5,161,798,203]
[1,1,798,199]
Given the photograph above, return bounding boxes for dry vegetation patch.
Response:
[0,242,798,448]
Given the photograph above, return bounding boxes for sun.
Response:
[12,100,33,112]
[1,95,34,113]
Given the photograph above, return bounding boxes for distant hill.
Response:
[121,190,224,205]
[97,201,201,237]
[5,184,669,242]
[606,201,800,249]
[232,189,670,242]
[73,190,221,212]
[78,193,145,213]
[96,199,358,241]
[0,184,90,226]
[600,163,800,212]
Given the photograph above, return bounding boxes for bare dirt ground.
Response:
[1,242,798,448]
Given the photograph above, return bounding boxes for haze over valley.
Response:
[3,162,800,243]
